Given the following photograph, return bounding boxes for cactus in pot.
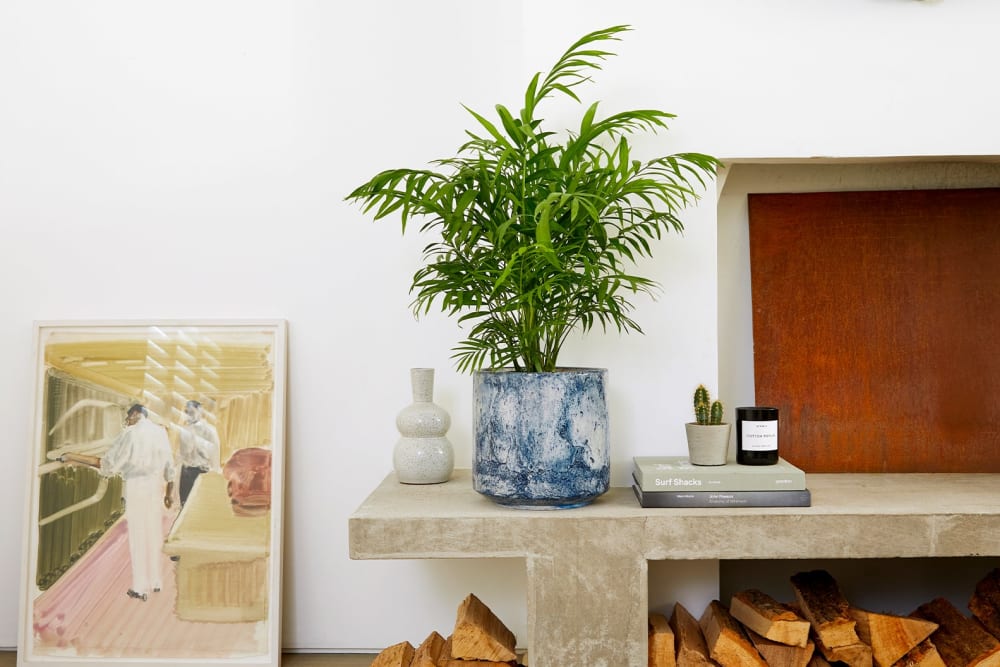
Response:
[693,384,724,425]
[686,384,731,465]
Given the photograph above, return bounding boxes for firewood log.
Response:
[850,607,938,667]
[412,631,447,667]
[699,599,767,667]
[649,612,677,667]
[791,569,861,648]
[911,597,1000,667]
[730,588,811,647]
[436,636,518,666]
[441,636,452,661]
[669,602,718,667]
[451,594,517,662]
[745,626,815,667]
[892,639,947,667]
[812,632,873,667]
[807,655,833,667]
[370,641,415,667]
[971,568,1000,639]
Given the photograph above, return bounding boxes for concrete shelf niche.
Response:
[349,469,1000,667]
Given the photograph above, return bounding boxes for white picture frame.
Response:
[18,320,287,667]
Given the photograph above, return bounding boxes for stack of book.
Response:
[631,456,810,508]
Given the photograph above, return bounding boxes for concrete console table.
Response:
[349,469,1000,667]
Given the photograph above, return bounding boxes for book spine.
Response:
[633,470,804,492]
[632,486,811,508]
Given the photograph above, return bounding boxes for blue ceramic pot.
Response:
[473,368,610,509]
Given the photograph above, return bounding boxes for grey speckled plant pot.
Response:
[473,368,610,509]
[684,422,732,466]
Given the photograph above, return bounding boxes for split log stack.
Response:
[646,568,1000,667]
[370,593,522,667]
[370,568,1000,666]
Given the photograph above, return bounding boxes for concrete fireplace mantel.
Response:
[349,469,1000,667]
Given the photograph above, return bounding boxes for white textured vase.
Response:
[393,368,454,484]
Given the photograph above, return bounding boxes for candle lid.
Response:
[736,406,779,419]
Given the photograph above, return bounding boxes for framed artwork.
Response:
[18,320,287,667]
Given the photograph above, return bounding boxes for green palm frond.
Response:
[345,25,721,373]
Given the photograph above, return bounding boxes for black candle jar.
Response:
[736,406,779,465]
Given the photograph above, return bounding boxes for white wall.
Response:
[2,0,1000,653]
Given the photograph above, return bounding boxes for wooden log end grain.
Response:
[731,588,811,647]
[649,612,677,667]
[970,568,1000,639]
[370,640,415,667]
[745,626,815,667]
[670,602,717,667]
[912,597,1000,667]
[699,599,768,667]
[451,594,517,663]
[891,638,947,667]
[791,569,861,648]
[849,607,938,667]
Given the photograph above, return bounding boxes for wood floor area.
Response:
[0,652,376,666]
[282,656,375,666]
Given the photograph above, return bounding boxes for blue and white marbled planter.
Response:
[473,368,610,509]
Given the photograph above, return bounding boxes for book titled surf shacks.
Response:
[632,456,806,492]
[631,455,810,508]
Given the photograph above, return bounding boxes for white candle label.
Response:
[741,420,778,451]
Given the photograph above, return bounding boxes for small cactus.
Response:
[695,401,710,425]
[710,399,724,425]
[693,384,724,425]
[693,385,709,412]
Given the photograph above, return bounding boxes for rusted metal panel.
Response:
[748,188,1000,472]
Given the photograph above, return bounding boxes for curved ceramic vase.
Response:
[473,368,610,509]
[393,368,454,484]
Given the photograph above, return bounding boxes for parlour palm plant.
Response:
[346,25,721,373]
